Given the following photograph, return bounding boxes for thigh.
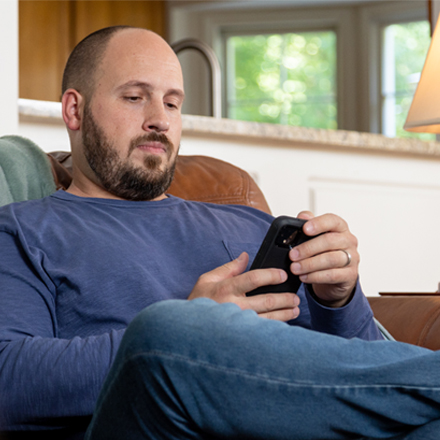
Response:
[87,298,440,440]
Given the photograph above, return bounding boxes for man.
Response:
[0,26,390,439]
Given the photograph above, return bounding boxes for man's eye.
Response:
[166,102,178,109]
[125,96,141,102]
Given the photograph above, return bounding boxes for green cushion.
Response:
[0,135,56,207]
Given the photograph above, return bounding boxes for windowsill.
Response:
[19,99,64,125]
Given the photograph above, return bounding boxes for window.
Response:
[381,20,433,140]
[169,0,431,138]
[226,31,337,130]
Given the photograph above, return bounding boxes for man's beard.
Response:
[81,105,177,201]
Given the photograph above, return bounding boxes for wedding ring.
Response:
[341,249,351,267]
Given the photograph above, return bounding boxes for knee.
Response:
[121,298,232,358]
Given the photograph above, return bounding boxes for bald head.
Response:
[62,26,180,102]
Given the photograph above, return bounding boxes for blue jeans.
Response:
[85,298,440,439]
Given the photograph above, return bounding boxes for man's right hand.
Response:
[188,252,300,321]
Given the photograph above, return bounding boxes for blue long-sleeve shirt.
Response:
[0,191,382,432]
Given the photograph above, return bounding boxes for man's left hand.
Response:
[290,211,359,308]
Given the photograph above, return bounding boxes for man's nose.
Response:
[142,99,170,133]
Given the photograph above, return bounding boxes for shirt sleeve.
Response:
[288,281,383,341]
[0,229,124,430]
[303,280,384,340]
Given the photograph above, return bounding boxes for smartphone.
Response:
[246,216,312,296]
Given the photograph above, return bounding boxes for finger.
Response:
[291,220,358,262]
[241,292,299,314]
[292,250,355,276]
[297,210,314,221]
[259,306,300,321]
[298,267,357,286]
[303,213,348,237]
[291,231,357,264]
[233,268,288,297]
[200,252,249,284]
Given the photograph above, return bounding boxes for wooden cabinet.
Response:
[19,1,71,102]
[19,0,166,102]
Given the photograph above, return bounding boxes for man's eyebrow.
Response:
[116,81,185,99]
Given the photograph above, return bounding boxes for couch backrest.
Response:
[48,151,272,213]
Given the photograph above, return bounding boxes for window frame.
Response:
[359,2,430,134]
[208,6,358,131]
[380,20,432,139]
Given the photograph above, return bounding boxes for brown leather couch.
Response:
[48,151,440,350]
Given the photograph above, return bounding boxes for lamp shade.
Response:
[404,15,440,133]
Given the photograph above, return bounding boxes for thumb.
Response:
[206,252,249,283]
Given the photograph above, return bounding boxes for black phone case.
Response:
[246,216,311,296]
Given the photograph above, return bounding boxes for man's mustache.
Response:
[128,132,174,157]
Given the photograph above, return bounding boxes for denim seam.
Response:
[130,350,440,391]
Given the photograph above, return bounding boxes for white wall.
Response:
[0,0,18,134]
[19,120,70,152]
[18,100,70,151]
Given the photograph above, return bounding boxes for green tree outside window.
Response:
[382,20,434,140]
[226,31,337,130]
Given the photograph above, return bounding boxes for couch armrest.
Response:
[368,295,440,350]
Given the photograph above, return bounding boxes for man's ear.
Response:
[62,89,84,131]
